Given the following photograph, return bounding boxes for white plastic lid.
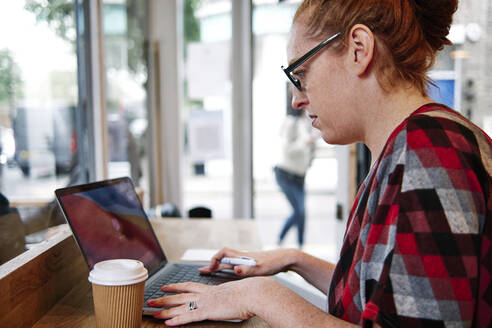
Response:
[88,259,148,286]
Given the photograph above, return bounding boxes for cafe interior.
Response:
[0,0,490,326]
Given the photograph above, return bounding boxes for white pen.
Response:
[220,256,257,266]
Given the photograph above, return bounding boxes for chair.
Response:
[187,206,212,218]
[0,194,25,264]
[157,203,181,218]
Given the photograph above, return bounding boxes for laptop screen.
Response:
[55,177,167,274]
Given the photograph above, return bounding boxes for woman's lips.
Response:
[309,114,319,128]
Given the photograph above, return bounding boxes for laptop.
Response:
[55,176,237,314]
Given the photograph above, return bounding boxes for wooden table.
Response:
[0,219,269,328]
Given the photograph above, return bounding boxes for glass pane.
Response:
[450,7,489,131]
[252,1,338,257]
[182,0,233,219]
[0,0,79,262]
[433,46,455,71]
[0,4,79,194]
[102,0,150,207]
[428,79,455,108]
[250,1,492,257]
[0,1,79,193]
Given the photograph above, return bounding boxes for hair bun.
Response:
[412,0,458,51]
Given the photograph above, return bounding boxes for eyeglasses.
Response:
[282,32,341,91]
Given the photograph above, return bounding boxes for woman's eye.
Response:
[293,70,305,78]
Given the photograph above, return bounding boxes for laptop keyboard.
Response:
[144,264,232,301]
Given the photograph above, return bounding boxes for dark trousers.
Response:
[274,166,306,246]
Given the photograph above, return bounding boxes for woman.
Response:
[275,107,316,248]
[148,0,492,326]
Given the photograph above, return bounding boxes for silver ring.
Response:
[188,300,198,311]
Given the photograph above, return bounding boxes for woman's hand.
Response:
[147,277,267,326]
[147,276,352,328]
[198,247,298,277]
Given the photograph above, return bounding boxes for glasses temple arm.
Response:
[285,32,341,72]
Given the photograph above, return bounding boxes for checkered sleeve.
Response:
[361,113,489,327]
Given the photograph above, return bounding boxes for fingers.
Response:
[163,309,205,326]
[147,282,210,308]
[149,280,248,326]
[200,247,243,273]
[211,248,241,269]
[152,304,187,318]
[233,264,256,276]
[152,304,206,326]
[198,266,213,274]
[147,293,191,307]
[161,281,210,294]
[199,262,233,274]
[214,247,243,262]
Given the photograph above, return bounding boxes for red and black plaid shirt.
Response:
[328,104,492,327]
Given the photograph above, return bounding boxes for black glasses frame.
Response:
[281,32,341,91]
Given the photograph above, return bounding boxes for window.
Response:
[181,0,233,218]
[102,0,150,206]
[0,1,79,200]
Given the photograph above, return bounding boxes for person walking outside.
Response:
[274,106,317,248]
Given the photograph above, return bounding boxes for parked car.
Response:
[13,105,77,177]
[52,106,77,174]
[0,127,15,167]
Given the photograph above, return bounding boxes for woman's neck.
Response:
[361,87,433,165]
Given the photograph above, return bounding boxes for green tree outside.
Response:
[24,0,76,44]
[0,49,23,108]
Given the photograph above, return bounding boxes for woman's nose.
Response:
[291,88,309,110]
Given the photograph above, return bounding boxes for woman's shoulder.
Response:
[377,103,491,181]
[405,104,491,156]
[374,104,492,187]
[385,104,490,155]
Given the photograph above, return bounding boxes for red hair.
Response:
[294,0,458,95]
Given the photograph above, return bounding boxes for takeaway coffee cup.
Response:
[89,259,148,328]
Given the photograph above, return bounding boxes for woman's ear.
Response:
[346,24,375,77]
